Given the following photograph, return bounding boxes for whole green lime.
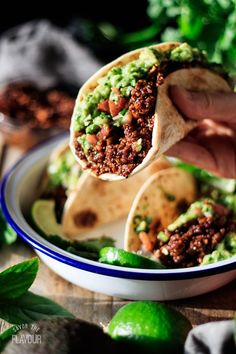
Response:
[107,301,192,354]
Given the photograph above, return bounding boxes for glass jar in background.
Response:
[0,80,77,150]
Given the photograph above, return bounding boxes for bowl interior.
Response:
[1,134,236,279]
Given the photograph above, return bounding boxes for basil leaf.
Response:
[0,291,74,325]
[73,236,115,253]
[3,226,17,245]
[44,234,71,250]
[0,258,39,299]
[45,234,115,253]
[67,246,98,261]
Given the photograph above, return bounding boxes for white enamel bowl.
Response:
[1,133,236,300]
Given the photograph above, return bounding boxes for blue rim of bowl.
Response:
[1,133,236,281]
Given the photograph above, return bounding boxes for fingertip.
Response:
[169,85,204,120]
[166,140,186,157]
[168,85,183,102]
[169,85,192,108]
[166,140,217,173]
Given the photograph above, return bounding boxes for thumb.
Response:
[169,85,236,123]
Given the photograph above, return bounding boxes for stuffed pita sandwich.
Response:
[70,42,232,181]
[41,141,171,238]
[124,167,236,268]
[62,157,170,237]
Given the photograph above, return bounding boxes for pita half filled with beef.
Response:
[124,167,236,268]
[70,42,232,181]
[33,141,170,239]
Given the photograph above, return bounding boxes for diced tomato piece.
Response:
[97,100,110,113]
[139,232,154,252]
[86,134,97,144]
[98,89,128,116]
[108,98,128,117]
[118,97,128,109]
[108,100,120,117]
[98,125,111,140]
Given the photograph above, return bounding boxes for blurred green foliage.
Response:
[145,0,236,73]
[76,0,236,74]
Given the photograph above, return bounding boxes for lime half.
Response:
[99,247,164,269]
[31,199,63,237]
[108,301,192,354]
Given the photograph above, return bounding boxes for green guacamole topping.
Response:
[74,47,159,132]
[47,148,82,190]
[170,43,207,62]
[74,43,207,135]
[167,199,214,232]
[202,232,236,265]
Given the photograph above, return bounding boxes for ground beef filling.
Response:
[74,60,206,177]
[155,214,236,268]
[74,68,158,177]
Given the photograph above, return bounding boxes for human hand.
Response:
[167,86,236,178]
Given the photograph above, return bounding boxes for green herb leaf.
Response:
[67,246,98,261]
[45,234,115,257]
[73,236,115,253]
[44,234,71,250]
[0,258,39,300]
[0,291,74,325]
[0,207,17,246]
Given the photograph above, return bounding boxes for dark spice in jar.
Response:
[0,83,75,129]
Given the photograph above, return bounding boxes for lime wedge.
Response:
[99,247,164,269]
[31,199,63,237]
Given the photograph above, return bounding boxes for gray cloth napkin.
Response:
[0,20,101,88]
[185,320,235,354]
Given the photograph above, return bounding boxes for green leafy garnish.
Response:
[0,258,39,299]
[0,258,74,349]
[76,1,236,76]
[44,234,115,261]
[0,291,73,325]
[0,207,17,246]
[67,246,98,261]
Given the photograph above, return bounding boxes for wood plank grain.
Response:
[0,243,234,328]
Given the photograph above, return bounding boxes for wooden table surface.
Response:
[0,136,235,328]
